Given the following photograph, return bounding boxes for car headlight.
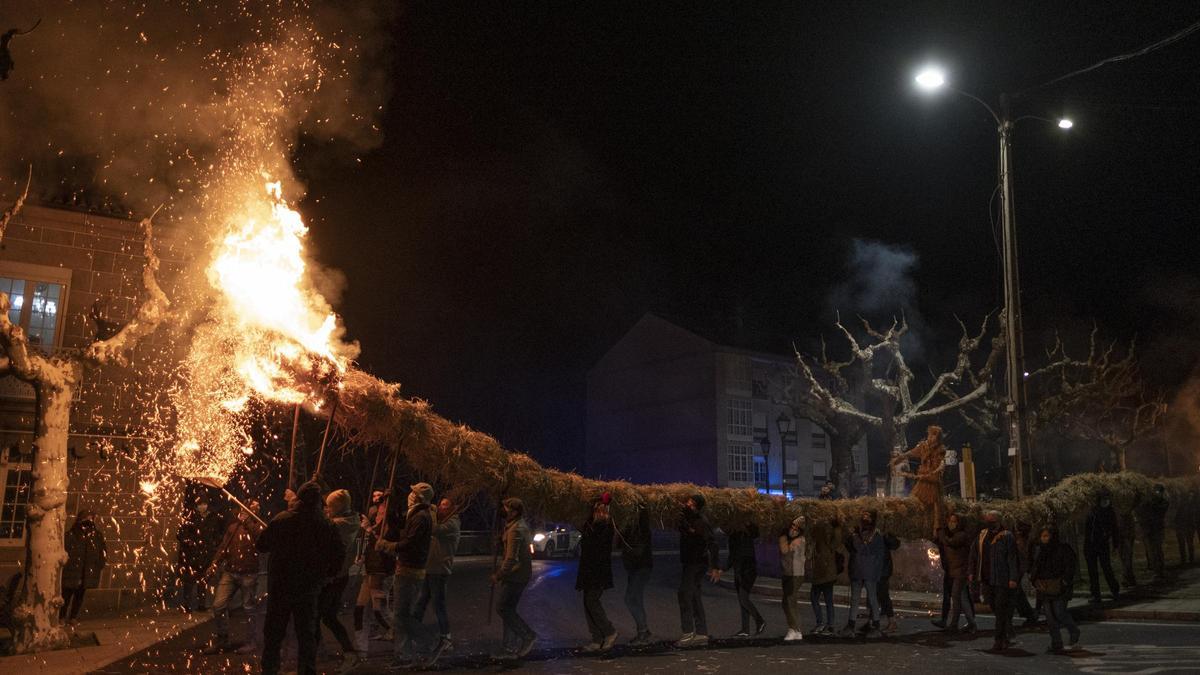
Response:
[533,533,546,543]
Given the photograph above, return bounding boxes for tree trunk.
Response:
[888,425,909,497]
[1116,445,1128,472]
[13,362,78,653]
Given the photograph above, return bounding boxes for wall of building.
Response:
[585,315,719,486]
[0,204,194,614]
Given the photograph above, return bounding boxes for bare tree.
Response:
[781,312,1003,496]
[1,178,170,653]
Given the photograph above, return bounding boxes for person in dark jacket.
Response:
[818,481,838,500]
[376,482,446,668]
[61,509,106,624]
[203,500,263,653]
[876,528,902,634]
[726,520,764,637]
[807,516,842,636]
[256,481,344,675]
[492,497,536,661]
[1175,491,1197,566]
[934,513,976,633]
[317,489,361,670]
[177,496,223,612]
[674,494,720,648]
[576,494,617,652]
[1143,484,1169,581]
[1030,525,1080,653]
[1014,521,1039,626]
[414,497,462,644]
[621,501,654,646]
[969,511,1020,652]
[1084,489,1121,603]
[839,510,886,638]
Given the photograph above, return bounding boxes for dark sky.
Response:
[296,1,1200,471]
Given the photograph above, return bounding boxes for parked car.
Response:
[530,524,581,559]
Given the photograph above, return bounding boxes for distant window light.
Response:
[728,442,752,483]
[753,455,768,488]
[726,398,752,437]
[813,460,827,480]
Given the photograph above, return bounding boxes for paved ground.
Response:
[96,554,1200,674]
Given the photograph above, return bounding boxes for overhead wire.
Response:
[1018,15,1200,96]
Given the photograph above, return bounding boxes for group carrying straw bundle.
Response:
[334,368,1200,540]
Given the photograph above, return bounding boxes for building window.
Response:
[728,442,752,483]
[726,398,752,437]
[813,460,827,480]
[0,263,70,353]
[811,432,827,449]
[725,357,751,394]
[753,456,768,489]
[0,444,32,545]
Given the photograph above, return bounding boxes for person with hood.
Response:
[376,482,447,668]
[933,513,976,633]
[414,497,461,646]
[621,501,654,646]
[61,509,106,625]
[839,510,885,638]
[1030,525,1080,653]
[726,520,764,638]
[354,490,393,646]
[576,493,618,653]
[257,481,344,675]
[317,488,361,671]
[807,515,842,636]
[778,516,806,642]
[1143,484,1169,581]
[1084,488,1121,603]
[177,496,223,612]
[876,527,902,634]
[968,511,1020,653]
[203,499,264,654]
[492,496,536,661]
[675,493,720,648]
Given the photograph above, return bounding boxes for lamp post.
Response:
[776,412,795,496]
[915,66,1072,499]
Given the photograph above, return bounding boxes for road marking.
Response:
[1072,644,1200,674]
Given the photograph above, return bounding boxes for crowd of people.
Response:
[49,475,1192,673]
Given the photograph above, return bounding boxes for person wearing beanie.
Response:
[314,488,361,671]
[491,496,536,661]
[414,497,462,648]
[675,494,719,648]
[376,482,448,668]
[257,481,344,675]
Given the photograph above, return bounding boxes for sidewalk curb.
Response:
[717,576,1200,623]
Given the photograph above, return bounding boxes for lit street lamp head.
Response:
[914,67,946,91]
[1058,118,1074,129]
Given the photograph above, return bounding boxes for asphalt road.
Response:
[96,554,1200,674]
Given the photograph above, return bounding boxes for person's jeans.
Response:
[848,579,879,628]
[1044,596,1079,649]
[393,574,436,658]
[211,571,258,638]
[781,575,801,631]
[677,564,707,635]
[60,586,87,621]
[1085,547,1120,600]
[624,566,651,634]
[496,579,534,651]
[582,588,614,643]
[414,573,450,637]
[734,565,763,632]
[946,576,975,628]
[810,581,834,625]
[317,575,355,654]
[262,590,320,675]
[990,585,1016,647]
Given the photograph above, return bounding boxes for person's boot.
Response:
[884,617,897,633]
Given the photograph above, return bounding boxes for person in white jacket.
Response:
[778,516,807,642]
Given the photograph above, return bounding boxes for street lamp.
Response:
[915,65,1072,499]
[776,413,795,495]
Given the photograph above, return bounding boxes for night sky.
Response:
[295,2,1200,471]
